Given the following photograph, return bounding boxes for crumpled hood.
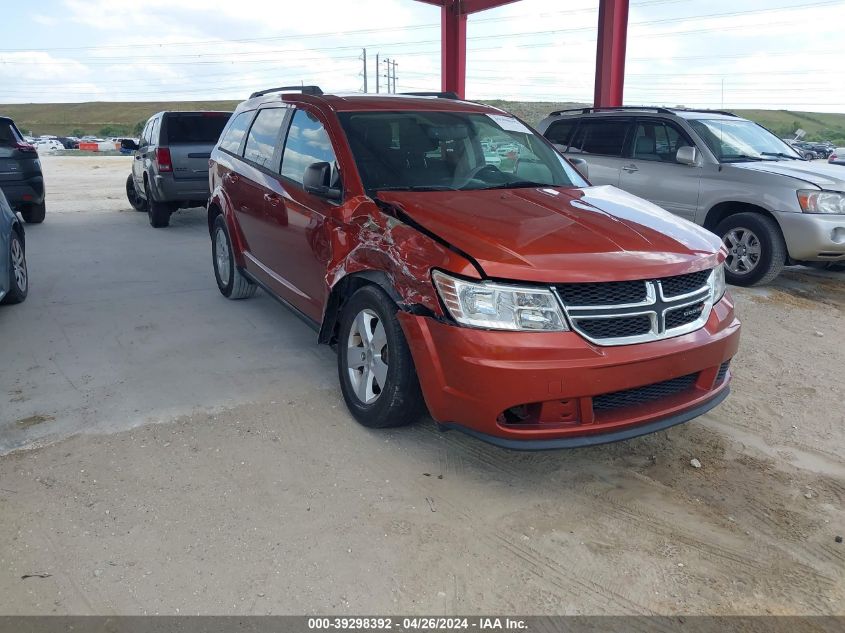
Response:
[377,185,723,283]
[729,160,845,190]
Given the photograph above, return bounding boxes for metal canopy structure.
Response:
[413,0,630,107]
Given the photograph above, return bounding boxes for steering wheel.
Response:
[455,163,502,188]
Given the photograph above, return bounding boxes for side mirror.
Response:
[121,139,139,151]
[568,157,589,181]
[303,161,342,201]
[676,145,698,166]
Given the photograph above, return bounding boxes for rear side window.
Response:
[545,119,576,147]
[218,111,253,155]
[243,108,287,169]
[570,119,630,156]
[165,113,230,144]
[0,121,21,146]
[280,109,338,186]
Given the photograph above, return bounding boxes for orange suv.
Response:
[207,86,740,449]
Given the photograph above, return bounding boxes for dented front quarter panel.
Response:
[326,195,479,316]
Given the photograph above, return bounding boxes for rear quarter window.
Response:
[165,113,231,144]
[545,119,577,147]
[243,108,287,169]
[0,121,21,146]
[218,111,254,155]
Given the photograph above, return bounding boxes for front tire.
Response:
[337,285,426,429]
[126,175,146,211]
[20,202,45,224]
[716,212,786,286]
[1,231,28,305]
[212,214,256,299]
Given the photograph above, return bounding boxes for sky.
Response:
[0,0,843,111]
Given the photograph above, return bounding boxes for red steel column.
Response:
[593,0,629,107]
[441,2,467,97]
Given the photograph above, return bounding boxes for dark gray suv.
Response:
[125,111,231,228]
[0,116,45,224]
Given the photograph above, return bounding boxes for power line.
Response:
[0,0,692,54]
[1,1,838,65]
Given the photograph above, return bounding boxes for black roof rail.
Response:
[549,106,675,116]
[401,91,460,100]
[549,105,740,118]
[672,107,738,117]
[249,85,323,99]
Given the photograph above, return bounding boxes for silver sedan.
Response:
[0,187,28,305]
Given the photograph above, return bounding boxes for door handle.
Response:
[622,164,639,173]
[264,193,282,207]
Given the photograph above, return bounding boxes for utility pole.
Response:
[392,60,398,94]
[375,53,380,94]
[382,57,391,94]
[361,48,368,93]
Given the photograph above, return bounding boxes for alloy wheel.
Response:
[723,227,762,275]
[214,228,231,287]
[11,237,26,292]
[346,308,389,405]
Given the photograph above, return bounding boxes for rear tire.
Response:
[1,230,28,305]
[337,285,426,429]
[20,202,45,224]
[212,214,256,299]
[716,212,786,286]
[145,181,171,228]
[126,175,145,211]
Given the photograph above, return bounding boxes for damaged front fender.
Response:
[319,196,480,344]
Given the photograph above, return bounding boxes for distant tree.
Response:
[71,128,86,137]
[98,125,129,137]
[133,120,145,136]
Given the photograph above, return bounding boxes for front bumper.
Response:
[775,211,845,261]
[399,296,740,448]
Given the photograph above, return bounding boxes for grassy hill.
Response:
[3,99,845,144]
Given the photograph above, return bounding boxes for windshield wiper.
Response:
[467,180,550,191]
[374,185,457,192]
[721,154,770,162]
[761,152,801,160]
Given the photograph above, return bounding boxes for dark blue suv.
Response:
[0,116,45,224]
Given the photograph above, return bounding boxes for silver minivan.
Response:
[538,107,845,285]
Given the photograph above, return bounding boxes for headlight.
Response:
[432,270,568,331]
[797,190,845,214]
[712,263,726,303]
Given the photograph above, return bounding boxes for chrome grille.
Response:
[661,270,711,298]
[665,301,706,330]
[554,268,715,346]
[578,315,652,339]
[556,280,647,306]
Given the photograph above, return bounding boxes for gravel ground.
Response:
[0,155,843,615]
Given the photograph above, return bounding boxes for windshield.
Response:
[688,118,802,162]
[338,110,587,192]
